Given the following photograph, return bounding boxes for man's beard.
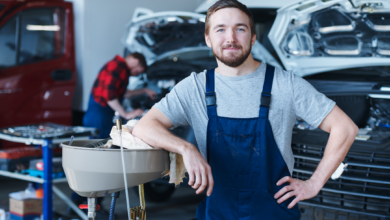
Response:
[212,42,252,67]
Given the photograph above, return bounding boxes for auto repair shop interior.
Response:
[0,0,390,220]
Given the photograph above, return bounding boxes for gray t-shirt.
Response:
[153,62,335,174]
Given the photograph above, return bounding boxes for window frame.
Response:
[0,7,66,70]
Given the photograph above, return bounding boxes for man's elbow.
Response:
[347,121,359,142]
[132,123,144,138]
[331,118,358,142]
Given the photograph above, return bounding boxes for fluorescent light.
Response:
[26,25,60,31]
[380,87,390,91]
[199,18,205,23]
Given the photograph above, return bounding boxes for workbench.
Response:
[0,123,98,220]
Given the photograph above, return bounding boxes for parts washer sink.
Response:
[61,140,170,197]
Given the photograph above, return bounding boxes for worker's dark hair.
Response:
[205,0,255,36]
[128,52,147,72]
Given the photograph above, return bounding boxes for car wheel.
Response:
[133,182,175,203]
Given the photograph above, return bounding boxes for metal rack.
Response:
[0,124,97,220]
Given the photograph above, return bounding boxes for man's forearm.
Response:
[124,89,145,98]
[275,106,358,208]
[309,124,358,190]
[133,108,214,196]
[107,98,126,117]
[133,117,194,155]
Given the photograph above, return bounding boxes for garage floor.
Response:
[0,177,205,220]
[0,178,383,220]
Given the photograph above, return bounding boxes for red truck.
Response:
[0,0,76,148]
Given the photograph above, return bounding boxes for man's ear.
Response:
[205,34,212,48]
[251,33,257,47]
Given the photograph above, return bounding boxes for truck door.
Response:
[0,2,76,131]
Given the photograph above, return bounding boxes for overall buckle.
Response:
[260,92,271,107]
[205,92,216,107]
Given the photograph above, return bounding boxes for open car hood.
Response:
[268,0,390,77]
[122,8,281,68]
[195,0,293,13]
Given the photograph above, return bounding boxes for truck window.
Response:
[18,8,65,65]
[0,16,17,69]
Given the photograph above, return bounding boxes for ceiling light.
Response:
[26,25,60,31]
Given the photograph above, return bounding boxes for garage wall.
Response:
[67,0,204,111]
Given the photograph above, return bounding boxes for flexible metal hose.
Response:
[109,192,120,220]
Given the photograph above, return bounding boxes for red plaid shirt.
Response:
[92,55,130,107]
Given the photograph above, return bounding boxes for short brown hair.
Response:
[128,52,147,72]
[205,0,255,36]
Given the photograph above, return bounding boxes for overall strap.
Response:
[259,65,275,119]
[205,69,217,118]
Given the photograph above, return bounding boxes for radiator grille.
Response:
[293,144,390,218]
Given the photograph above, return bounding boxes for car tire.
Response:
[133,182,176,203]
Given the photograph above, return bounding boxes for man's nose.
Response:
[226,29,237,44]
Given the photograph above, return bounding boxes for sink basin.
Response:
[61,140,170,197]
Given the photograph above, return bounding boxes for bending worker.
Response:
[84,52,155,138]
[133,0,358,219]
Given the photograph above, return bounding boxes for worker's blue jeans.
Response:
[83,95,115,139]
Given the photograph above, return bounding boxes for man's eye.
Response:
[237,28,244,32]
[217,29,224,32]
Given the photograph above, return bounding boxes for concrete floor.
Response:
[1,177,385,220]
[0,177,205,220]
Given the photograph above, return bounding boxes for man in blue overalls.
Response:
[133,0,358,219]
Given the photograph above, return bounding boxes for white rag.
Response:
[109,119,187,186]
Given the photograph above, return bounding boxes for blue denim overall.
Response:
[196,65,301,220]
[83,94,115,139]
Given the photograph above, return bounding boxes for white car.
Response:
[123,1,390,218]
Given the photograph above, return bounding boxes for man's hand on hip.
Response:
[181,145,214,196]
[274,106,357,209]
[274,176,321,209]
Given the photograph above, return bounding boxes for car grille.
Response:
[293,143,390,218]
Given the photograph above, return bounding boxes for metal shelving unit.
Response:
[0,123,97,220]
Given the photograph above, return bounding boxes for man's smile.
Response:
[222,44,242,51]
[224,47,239,51]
